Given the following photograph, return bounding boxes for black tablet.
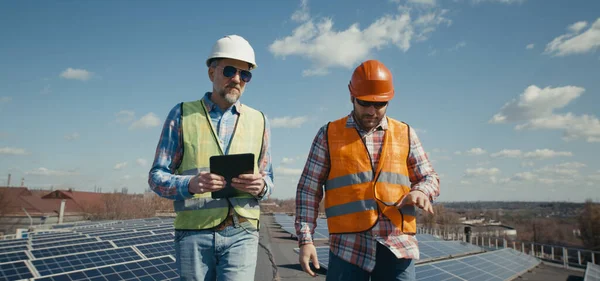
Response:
[209,153,255,199]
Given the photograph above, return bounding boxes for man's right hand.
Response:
[188,172,226,194]
[299,243,320,277]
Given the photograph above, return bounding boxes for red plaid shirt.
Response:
[295,113,440,272]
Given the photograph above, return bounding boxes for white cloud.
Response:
[116,110,135,124]
[0,96,11,103]
[490,149,572,159]
[114,162,128,170]
[59,68,93,81]
[275,167,303,177]
[490,85,585,123]
[544,18,600,56]
[555,162,586,169]
[464,167,500,177]
[454,151,462,155]
[129,113,161,130]
[25,168,78,176]
[64,132,80,141]
[269,1,450,75]
[271,116,309,128]
[281,157,295,165]
[490,85,599,142]
[521,161,535,167]
[500,172,535,183]
[491,149,522,158]
[136,158,148,167]
[0,147,28,155]
[291,0,309,22]
[523,149,572,159]
[408,0,437,5]
[526,43,534,49]
[466,147,486,156]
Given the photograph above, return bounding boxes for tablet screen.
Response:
[209,153,255,198]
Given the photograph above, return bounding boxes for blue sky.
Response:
[1,0,599,202]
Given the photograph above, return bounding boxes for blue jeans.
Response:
[325,243,415,281]
[174,221,259,281]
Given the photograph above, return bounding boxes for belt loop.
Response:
[232,212,240,228]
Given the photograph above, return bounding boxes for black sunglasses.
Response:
[221,65,252,83]
[355,98,388,109]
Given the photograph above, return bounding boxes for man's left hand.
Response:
[231,172,266,197]
[397,190,434,214]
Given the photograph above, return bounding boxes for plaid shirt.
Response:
[295,113,440,272]
[148,92,273,201]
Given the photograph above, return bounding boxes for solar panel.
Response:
[0,261,34,281]
[419,241,483,261]
[416,248,540,281]
[0,245,28,254]
[31,241,115,259]
[30,232,74,239]
[416,234,443,242]
[0,251,29,263]
[32,234,86,245]
[33,237,100,249]
[31,256,178,281]
[585,262,600,281]
[81,229,133,236]
[97,230,152,241]
[0,239,28,247]
[152,229,175,235]
[31,247,144,277]
[112,233,174,247]
[135,241,175,258]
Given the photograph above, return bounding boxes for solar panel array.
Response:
[0,217,176,281]
[282,212,545,280]
[586,262,600,281]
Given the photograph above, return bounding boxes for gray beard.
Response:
[218,89,240,104]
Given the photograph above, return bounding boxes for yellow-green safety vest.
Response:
[174,99,265,230]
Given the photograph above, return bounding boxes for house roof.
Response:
[1,187,102,216]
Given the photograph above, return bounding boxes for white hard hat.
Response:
[206,35,257,70]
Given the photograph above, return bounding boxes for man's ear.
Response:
[208,67,215,82]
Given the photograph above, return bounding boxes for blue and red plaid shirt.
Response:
[295,113,440,272]
[148,92,273,201]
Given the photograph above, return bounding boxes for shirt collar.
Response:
[202,92,242,114]
[346,111,388,131]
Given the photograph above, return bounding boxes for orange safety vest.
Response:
[325,116,416,235]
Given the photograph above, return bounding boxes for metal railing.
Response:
[417,227,598,270]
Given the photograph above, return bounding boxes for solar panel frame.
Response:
[31,246,145,277]
[0,245,29,254]
[97,230,152,241]
[32,237,101,249]
[0,239,28,247]
[0,250,30,263]
[0,260,35,281]
[112,233,174,247]
[30,255,178,281]
[585,262,600,281]
[134,241,175,259]
[31,234,87,245]
[152,229,175,235]
[31,241,115,259]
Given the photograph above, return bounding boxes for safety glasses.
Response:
[221,65,252,83]
[355,98,388,109]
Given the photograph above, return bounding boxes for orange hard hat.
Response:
[348,60,394,102]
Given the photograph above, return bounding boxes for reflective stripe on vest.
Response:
[174,99,265,230]
[325,116,415,234]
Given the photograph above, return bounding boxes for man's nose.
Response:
[230,71,241,83]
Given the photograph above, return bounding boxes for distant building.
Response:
[0,186,105,236]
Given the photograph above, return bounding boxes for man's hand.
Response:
[299,244,320,277]
[188,172,226,194]
[231,171,266,197]
[397,190,434,214]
